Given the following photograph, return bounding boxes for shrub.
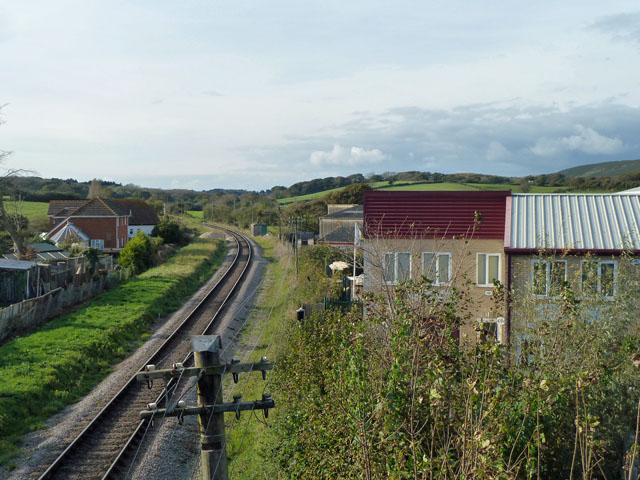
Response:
[118,231,155,273]
[152,218,186,244]
[270,253,640,479]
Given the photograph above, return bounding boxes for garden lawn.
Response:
[0,237,227,466]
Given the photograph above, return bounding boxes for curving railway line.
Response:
[36,226,253,480]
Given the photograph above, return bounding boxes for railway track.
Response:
[37,226,253,480]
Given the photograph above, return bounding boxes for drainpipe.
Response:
[506,253,512,353]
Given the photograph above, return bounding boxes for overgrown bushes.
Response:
[152,218,188,244]
[270,255,640,479]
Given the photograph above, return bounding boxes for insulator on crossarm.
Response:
[233,394,242,419]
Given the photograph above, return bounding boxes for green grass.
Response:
[224,236,294,479]
[0,237,227,465]
[186,210,204,219]
[276,186,347,205]
[465,183,514,191]
[2,200,49,224]
[378,181,478,191]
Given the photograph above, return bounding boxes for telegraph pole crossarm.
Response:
[135,335,275,480]
[140,395,275,420]
[136,360,274,382]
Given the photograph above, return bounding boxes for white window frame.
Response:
[91,239,104,250]
[476,253,501,287]
[580,259,617,299]
[477,316,505,344]
[531,259,567,298]
[382,251,411,285]
[422,252,451,285]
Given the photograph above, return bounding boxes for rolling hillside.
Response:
[556,159,640,178]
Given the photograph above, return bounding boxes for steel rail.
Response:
[38,227,252,480]
[102,228,254,479]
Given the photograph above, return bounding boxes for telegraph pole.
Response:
[137,335,275,480]
[194,336,227,480]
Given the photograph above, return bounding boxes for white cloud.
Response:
[309,145,387,167]
[486,141,511,162]
[531,125,624,157]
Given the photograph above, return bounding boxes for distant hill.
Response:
[556,159,640,178]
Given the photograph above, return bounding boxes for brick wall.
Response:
[363,237,506,342]
[70,217,128,249]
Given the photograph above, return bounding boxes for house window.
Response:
[383,252,411,284]
[129,229,134,235]
[581,260,616,298]
[532,260,566,297]
[517,335,541,365]
[477,254,500,286]
[91,239,104,250]
[422,252,451,285]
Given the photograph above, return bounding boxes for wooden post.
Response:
[193,335,228,480]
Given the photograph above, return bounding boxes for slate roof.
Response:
[47,198,159,224]
[70,198,120,216]
[507,193,640,252]
[47,200,86,216]
[110,199,160,225]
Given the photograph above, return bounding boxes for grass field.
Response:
[2,200,49,224]
[277,181,579,205]
[224,236,293,479]
[0,237,227,467]
[186,210,204,219]
[276,186,348,204]
[378,181,478,192]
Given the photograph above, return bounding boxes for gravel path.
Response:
[2,231,267,480]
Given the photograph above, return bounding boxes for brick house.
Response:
[46,198,158,251]
[505,193,640,354]
[362,190,510,344]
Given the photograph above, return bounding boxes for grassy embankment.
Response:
[0,236,227,467]
[221,236,294,479]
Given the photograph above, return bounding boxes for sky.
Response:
[1,1,640,191]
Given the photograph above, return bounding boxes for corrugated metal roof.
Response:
[318,225,358,244]
[363,190,509,239]
[320,205,363,221]
[507,194,640,251]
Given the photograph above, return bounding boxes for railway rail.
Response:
[37,226,253,480]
